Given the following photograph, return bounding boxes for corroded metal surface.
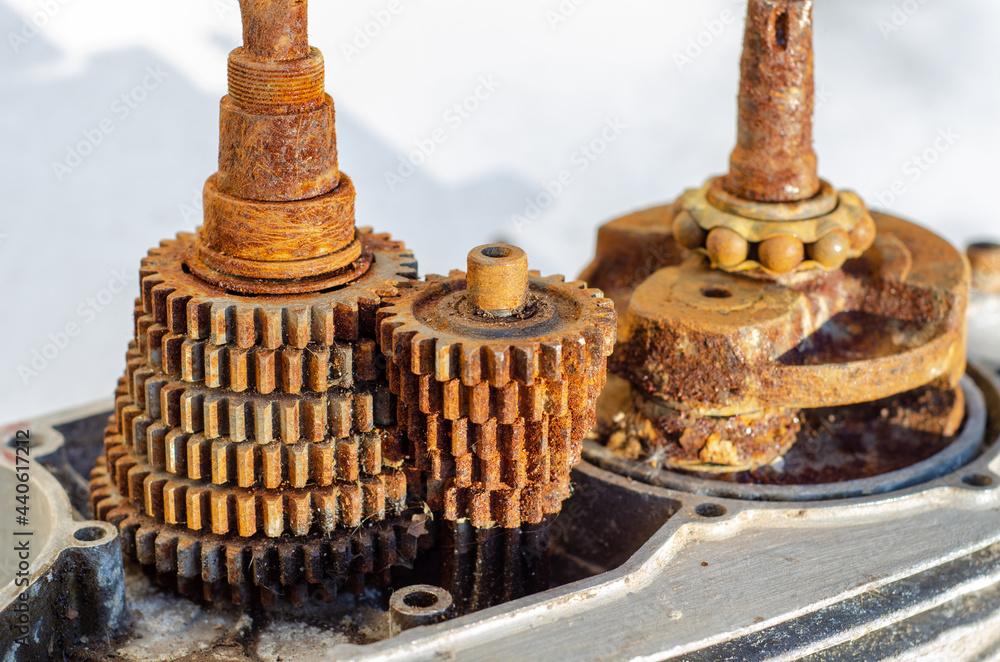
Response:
[377,247,616,525]
[667,0,876,277]
[191,0,363,294]
[87,0,435,604]
[724,0,818,203]
[584,0,971,473]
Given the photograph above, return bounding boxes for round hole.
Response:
[701,287,733,299]
[481,246,513,259]
[695,503,727,518]
[970,242,1000,251]
[74,526,106,542]
[963,474,994,488]
[402,590,440,609]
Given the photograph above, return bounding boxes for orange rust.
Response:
[724,0,819,202]
[585,0,971,473]
[194,0,359,293]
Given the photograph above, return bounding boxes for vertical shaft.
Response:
[724,0,819,203]
[239,0,310,61]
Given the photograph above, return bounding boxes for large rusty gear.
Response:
[86,0,436,606]
[132,325,374,395]
[102,435,407,538]
[90,462,429,606]
[119,367,395,446]
[137,230,416,351]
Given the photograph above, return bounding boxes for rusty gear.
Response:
[90,461,429,606]
[132,324,379,395]
[397,402,588,490]
[103,434,406,538]
[377,271,615,399]
[120,365,394,446]
[137,230,416,352]
[377,246,614,525]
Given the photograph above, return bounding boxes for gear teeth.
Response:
[105,446,407,538]
[91,464,428,604]
[122,371,394,445]
[135,231,416,349]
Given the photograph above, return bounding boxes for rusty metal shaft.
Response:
[724,0,819,203]
[194,0,363,293]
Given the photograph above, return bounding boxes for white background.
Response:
[1,0,998,423]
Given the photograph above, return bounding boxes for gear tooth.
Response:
[562,333,587,374]
[539,341,563,382]
[285,307,311,349]
[235,306,258,348]
[411,334,436,376]
[311,303,335,346]
[260,308,283,350]
[459,344,482,386]
[209,302,232,346]
[335,301,360,341]
[513,344,538,384]
[485,345,511,388]
[391,328,417,370]
[151,283,178,324]
[187,298,211,340]
[165,291,193,334]
[141,275,166,315]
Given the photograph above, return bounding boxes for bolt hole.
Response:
[963,474,994,488]
[774,11,789,49]
[481,246,513,259]
[695,503,727,518]
[6,433,40,449]
[74,526,106,542]
[402,590,440,609]
[701,287,733,299]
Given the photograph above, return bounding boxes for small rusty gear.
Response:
[377,248,615,397]
[387,355,607,424]
[102,435,406,537]
[397,402,587,489]
[133,326,381,394]
[137,230,416,350]
[376,246,614,527]
[90,461,429,605]
[118,367,394,445]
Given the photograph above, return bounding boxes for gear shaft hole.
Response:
[74,526,107,542]
[695,503,728,518]
[481,246,513,259]
[701,287,733,299]
[403,590,441,609]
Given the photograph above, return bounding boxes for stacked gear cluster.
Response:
[88,0,616,608]
[583,0,969,478]
[378,245,615,609]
